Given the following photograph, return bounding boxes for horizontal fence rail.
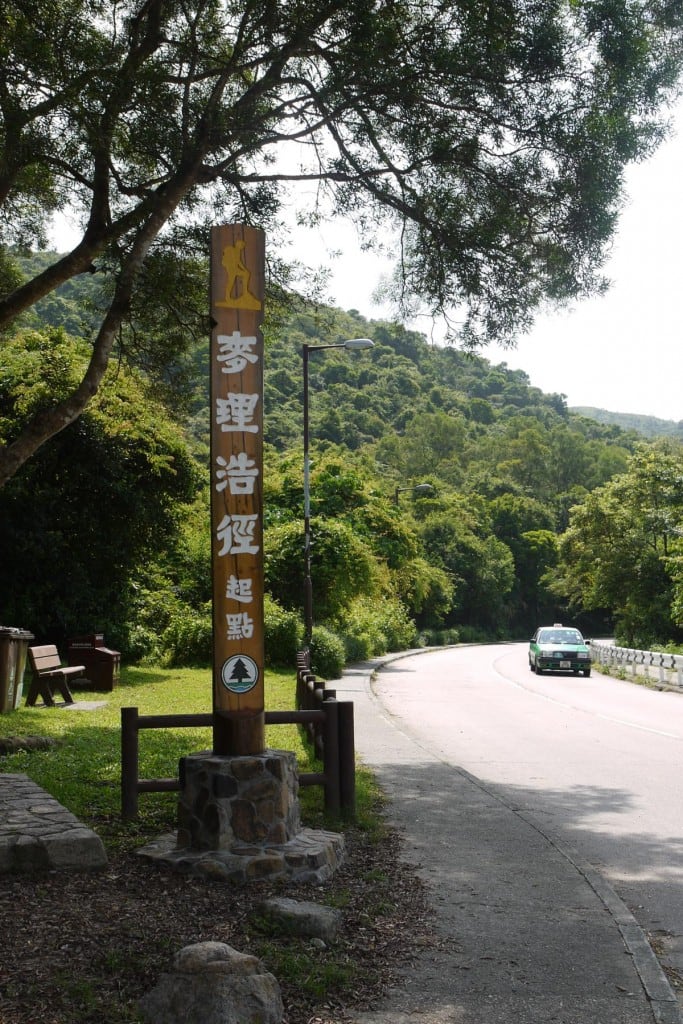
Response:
[590,640,683,689]
[121,690,355,823]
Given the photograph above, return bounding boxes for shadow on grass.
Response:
[117,665,208,688]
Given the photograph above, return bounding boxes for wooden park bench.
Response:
[25,645,85,707]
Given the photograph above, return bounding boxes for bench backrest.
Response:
[28,645,63,674]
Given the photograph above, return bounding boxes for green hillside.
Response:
[4,255,681,662]
[571,406,683,440]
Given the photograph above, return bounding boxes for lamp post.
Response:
[303,337,374,646]
[394,482,435,505]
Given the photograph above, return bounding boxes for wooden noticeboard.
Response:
[209,224,265,755]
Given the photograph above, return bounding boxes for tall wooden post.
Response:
[209,224,265,755]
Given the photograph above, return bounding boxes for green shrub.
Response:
[122,624,164,664]
[378,599,419,651]
[441,628,461,645]
[266,518,377,620]
[349,617,387,658]
[419,627,461,647]
[336,595,418,660]
[119,571,183,662]
[265,594,303,666]
[135,595,304,669]
[161,607,212,666]
[343,632,373,663]
[654,642,683,655]
[310,625,346,680]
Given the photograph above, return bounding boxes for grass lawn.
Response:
[0,664,368,849]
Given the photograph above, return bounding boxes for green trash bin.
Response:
[0,627,35,713]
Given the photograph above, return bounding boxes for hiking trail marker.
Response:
[210,224,265,755]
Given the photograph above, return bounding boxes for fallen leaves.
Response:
[0,826,432,1024]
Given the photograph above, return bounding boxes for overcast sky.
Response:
[310,96,683,423]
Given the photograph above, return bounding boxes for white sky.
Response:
[311,97,683,423]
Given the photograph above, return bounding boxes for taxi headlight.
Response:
[577,652,589,660]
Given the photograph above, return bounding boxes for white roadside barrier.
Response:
[589,639,683,689]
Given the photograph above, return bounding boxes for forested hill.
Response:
[3,255,667,655]
[255,304,641,514]
[571,406,683,440]
[20,253,642,517]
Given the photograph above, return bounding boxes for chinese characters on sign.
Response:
[210,226,265,755]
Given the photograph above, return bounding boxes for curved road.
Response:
[372,643,683,985]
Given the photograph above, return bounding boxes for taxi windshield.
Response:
[538,628,582,644]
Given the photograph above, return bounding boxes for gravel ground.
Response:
[0,823,432,1024]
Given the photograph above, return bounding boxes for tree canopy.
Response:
[551,441,683,647]
[1,0,682,484]
[2,286,643,654]
[0,325,200,644]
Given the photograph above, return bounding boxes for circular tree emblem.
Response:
[221,655,259,694]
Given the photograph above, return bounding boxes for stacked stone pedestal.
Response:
[138,750,343,884]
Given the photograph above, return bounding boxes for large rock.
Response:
[138,941,283,1024]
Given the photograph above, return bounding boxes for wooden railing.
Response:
[120,688,355,822]
[294,649,356,813]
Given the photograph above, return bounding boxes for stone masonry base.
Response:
[0,773,108,873]
[137,826,344,884]
[137,749,344,884]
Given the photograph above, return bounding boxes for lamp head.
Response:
[342,338,374,350]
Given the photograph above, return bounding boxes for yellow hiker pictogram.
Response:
[216,240,262,309]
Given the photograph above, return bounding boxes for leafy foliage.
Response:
[266,517,380,622]
[1,280,661,657]
[1,0,682,483]
[551,442,683,647]
[264,595,304,668]
[0,327,199,649]
[334,595,419,661]
[309,625,346,681]
[161,609,213,668]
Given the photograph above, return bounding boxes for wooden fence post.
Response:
[121,706,139,821]
[323,698,340,816]
[338,700,356,819]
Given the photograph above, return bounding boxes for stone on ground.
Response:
[138,941,283,1024]
[256,897,343,942]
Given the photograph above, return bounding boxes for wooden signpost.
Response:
[209,224,265,755]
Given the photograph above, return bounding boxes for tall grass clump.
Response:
[161,607,212,666]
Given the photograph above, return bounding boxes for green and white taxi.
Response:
[528,624,591,677]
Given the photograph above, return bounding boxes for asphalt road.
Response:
[371,643,683,988]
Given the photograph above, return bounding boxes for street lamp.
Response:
[303,338,374,646]
[394,482,435,505]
